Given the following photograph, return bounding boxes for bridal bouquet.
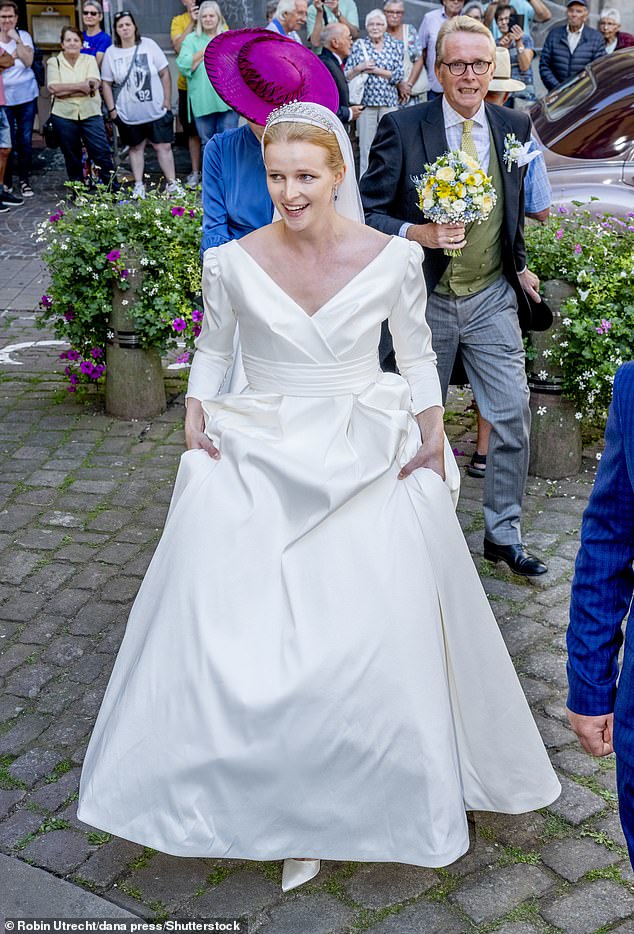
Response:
[413,150,497,256]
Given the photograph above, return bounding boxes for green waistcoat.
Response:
[436,128,504,297]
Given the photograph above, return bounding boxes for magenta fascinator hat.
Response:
[204,28,339,126]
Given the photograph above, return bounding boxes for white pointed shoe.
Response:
[281,858,321,892]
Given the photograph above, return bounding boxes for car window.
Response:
[534,58,634,160]
[544,70,594,121]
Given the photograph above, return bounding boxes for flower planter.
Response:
[527,279,582,479]
[105,264,166,420]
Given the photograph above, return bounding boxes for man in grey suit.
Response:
[361,14,549,576]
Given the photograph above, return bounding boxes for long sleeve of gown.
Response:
[186,248,236,402]
[389,240,442,415]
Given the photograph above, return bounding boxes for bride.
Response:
[78,101,559,893]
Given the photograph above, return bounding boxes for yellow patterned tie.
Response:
[461,119,480,162]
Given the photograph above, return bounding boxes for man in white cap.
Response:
[540,0,605,91]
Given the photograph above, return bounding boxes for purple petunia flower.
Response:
[596,318,612,335]
[41,294,53,308]
[67,349,81,361]
[172,317,187,332]
[557,205,568,214]
[171,206,185,217]
[176,351,191,364]
[106,249,121,262]
[64,309,75,321]
[90,347,103,359]
[120,268,129,279]
[555,229,564,240]
[192,308,203,323]
[49,211,63,223]
[193,323,202,338]
[574,243,582,254]
[80,360,95,376]
[67,385,77,392]
[188,209,196,218]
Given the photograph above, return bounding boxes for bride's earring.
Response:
[332,187,339,202]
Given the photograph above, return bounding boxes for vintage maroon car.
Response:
[530,49,634,215]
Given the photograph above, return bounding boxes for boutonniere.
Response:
[503,133,541,173]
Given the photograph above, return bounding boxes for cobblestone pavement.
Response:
[1,158,633,934]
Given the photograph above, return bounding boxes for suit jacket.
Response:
[319,48,351,124]
[539,23,606,91]
[567,362,634,766]
[360,96,541,332]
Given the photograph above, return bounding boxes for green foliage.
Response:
[86,830,113,845]
[36,185,203,393]
[526,210,634,419]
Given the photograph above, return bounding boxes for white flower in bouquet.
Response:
[413,149,497,256]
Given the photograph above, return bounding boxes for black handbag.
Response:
[42,111,59,149]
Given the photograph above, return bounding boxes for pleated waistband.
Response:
[242,352,381,396]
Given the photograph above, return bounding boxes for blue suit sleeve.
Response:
[538,32,558,91]
[201,136,230,255]
[567,365,634,715]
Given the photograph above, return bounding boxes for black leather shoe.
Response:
[483,539,548,576]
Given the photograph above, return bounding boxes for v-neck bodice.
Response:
[188,235,442,416]
[232,237,398,320]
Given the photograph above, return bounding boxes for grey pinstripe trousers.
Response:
[425,277,531,545]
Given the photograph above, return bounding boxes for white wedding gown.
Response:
[78,236,560,867]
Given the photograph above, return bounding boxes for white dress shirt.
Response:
[567,25,584,53]
[442,97,490,172]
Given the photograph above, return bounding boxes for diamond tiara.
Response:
[264,100,338,136]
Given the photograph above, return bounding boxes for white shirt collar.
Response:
[442,96,487,129]
[566,23,584,38]
[331,50,343,64]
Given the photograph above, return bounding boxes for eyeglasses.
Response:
[441,60,492,76]
[385,10,405,15]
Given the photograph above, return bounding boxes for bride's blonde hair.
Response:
[263,122,344,176]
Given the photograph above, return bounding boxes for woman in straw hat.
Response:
[78,98,559,895]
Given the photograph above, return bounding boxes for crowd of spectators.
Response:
[0,0,631,205]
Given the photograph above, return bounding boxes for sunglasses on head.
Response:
[114,10,133,20]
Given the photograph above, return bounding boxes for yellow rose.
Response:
[482,195,493,213]
[437,166,456,182]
